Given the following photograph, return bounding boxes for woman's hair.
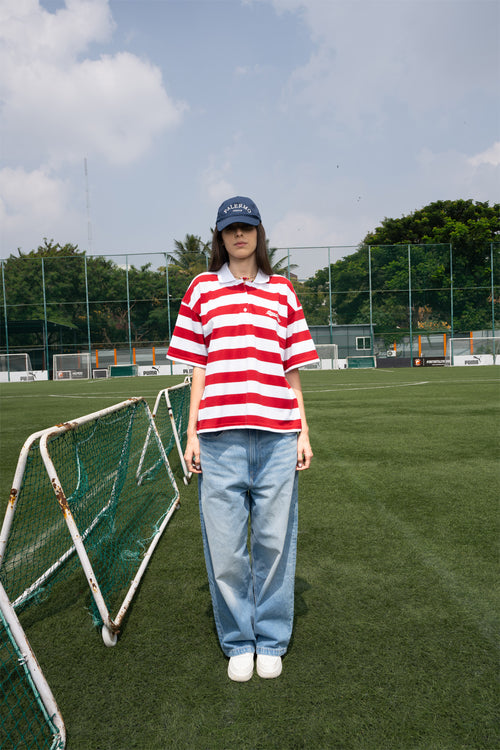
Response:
[209,224,273,276]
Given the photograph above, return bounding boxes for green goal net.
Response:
[148,377,192,485]
[0,428,80,612]
[0,398,180,645]
[1,579,65,749]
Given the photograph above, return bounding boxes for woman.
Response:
[167,196,318,681]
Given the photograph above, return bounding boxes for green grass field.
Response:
[1,367,499,750]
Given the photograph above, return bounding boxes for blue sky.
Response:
[1,0,499,278]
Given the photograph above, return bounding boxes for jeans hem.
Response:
[226,646,255,658]
[256,647,287,657]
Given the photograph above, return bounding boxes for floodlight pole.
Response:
[408,245,413,367]
[84,255,91,363]
[1,261,10,382]
[165,253,171,342]
[125,256,132,364]
[368,246,373,356]
[41,258,50,376]
[449,243,454,342]
[328,247,333,344]
[165,253,173,375]
[491,242,495,341]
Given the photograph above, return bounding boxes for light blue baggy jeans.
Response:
[198,429,299,658]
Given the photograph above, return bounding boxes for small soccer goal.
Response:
[142,378,192,485]
[346,355,377,369]
[93,368,109,379]
[0,353,34,382]
[445,336,500,366]
[0,398,180,646]
[53,352,91,380]
[0,579,66,748]
[109,364,139,377]
[313,344,339,370]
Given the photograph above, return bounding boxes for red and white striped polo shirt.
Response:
[167,263,318,434]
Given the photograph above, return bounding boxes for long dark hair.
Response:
[209,224,273,275]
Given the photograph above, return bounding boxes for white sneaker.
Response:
[228,653,254,682]
[256,654,282,679]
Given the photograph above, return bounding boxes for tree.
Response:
[168,234,209,277]
[0,240,172,349]
[303,200,499,334]
[267,245,298,276]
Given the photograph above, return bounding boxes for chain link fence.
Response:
[1,243,498,374]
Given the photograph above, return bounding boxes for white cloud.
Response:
[417,145,500,203]
[263,0,499,126]
[0,0,187,167]
[468,142,500,168]
[200,159,236,207]
[199,132,261,209]
[235,64,265,76]
[0,0,115,64]
[269,211,362,278]
[0,167,78,250]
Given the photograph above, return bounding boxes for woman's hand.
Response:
[285,369,313,471]
[296,430,313,470]
[184,433,202,473]
[184,367,205,474]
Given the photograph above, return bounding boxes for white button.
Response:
[243,307,248,312]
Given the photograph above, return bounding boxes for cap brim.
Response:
[217,216,261,231]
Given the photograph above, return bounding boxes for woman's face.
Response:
[221,223,258,263]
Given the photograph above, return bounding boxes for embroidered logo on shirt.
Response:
[266,310,281,324]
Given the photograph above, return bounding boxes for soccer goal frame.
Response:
[140,378,192,486]
[314,344,339,370]
[0,398,180,646]
[445,336,500,366]
[53,352,91,380]
[108,364,139,377]
[0,353,34,382]
[0,579,66,748]
[346,355,377,369]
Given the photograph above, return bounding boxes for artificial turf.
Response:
[0,367,498,749]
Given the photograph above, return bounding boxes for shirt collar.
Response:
[217,262,270,286]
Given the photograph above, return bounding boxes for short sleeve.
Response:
[282,282,319,372]
[167,278,208,368]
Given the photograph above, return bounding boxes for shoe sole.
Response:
[228,666,253,682]
[228,656,254,682]
[256,660,282,679]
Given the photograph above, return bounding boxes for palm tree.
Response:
[169,234,210,276]
[267,244,298,276]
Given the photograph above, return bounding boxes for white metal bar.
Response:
[0,428,48,567]
[114,499,179,628]
[39,428,115,636]
[165,388,192,485]
[39,397,180,644]
[136,389,165,480]
[0,580,66,747]
[115,403,180,627]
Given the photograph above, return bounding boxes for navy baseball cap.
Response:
[216,196,261,231]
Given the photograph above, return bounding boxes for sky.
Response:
[0,0,499,279]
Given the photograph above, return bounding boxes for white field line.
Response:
[303,381,429,393]
[0,392,154,400]
[303,375,500,394]
[1,376,497,401]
